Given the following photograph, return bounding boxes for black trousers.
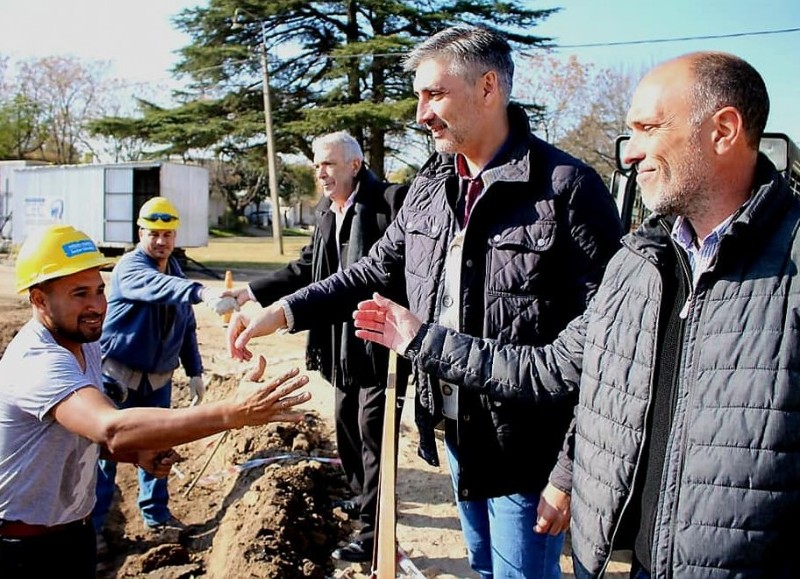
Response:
[334,376,405,544]
[0,518,96,578]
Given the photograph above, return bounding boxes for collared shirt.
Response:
[455,155,484,229]
[281,183,359,331]
[671,198,751,318]
[453,135,516,229]
[671,200,750,285]
[331,182,359,271]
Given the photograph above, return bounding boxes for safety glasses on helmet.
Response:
[141,213,178,223]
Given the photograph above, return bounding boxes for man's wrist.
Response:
[278,299,294,331]
[402,323,429,360]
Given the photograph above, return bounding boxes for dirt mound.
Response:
[0,299,29,357]
[100,374,356,579]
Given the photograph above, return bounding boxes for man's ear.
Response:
[710,106,744,155]
[29,287,47,309]
[481,70,500,102]
[352,157,362,176]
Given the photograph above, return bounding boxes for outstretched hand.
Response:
[232,354,311,427]
[201,287,240,316]
[353,293,423,355]
[227,303,288,361]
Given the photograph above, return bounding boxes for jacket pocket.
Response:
[405,211,444,279]
[486,220,557,295]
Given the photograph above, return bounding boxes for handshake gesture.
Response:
[199,286,252,317]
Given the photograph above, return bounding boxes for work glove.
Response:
[200,287,240,316]
[188,375,206,405]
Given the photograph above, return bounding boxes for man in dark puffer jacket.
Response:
[353,53,798,578]
[228,26,622,578]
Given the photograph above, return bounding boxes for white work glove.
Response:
[200,288,240,316]
[188,375,206,405]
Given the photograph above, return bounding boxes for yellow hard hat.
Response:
[137,197,180,230]
[15,225,114,293]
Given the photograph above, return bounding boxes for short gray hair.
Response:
[687,52,769,149]
[403,26,514,104]
[312,131,364,162]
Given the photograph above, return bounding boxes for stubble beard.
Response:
[642,134,711,218]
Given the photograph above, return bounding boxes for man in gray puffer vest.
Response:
[352,52,799,578]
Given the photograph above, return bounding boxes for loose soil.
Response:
[0,261,630,578]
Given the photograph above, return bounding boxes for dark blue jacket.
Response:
[101,245,203,377]
[283,105,623,500]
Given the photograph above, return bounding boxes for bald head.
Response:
[624,51,768,236]
[645,52,769,149]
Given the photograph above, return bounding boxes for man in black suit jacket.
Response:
[232,131,408,562]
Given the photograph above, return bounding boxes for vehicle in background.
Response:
[610,132,800,232]
[246,209,272,229]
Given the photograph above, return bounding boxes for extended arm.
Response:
[354,293,587,402]
[227,202,409,360]
[113,252,202,304]
[52,356,311,453]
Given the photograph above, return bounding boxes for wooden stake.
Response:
[183,431,229,498]
[372,351,398,578]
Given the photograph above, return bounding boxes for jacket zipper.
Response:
[600,221,692,577]
[598,234,668,576]
[661,237,696,578]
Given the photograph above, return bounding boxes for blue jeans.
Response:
[446,437,564,579]
[92,381,173,531]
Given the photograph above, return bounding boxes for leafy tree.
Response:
[92,0,559,178]
[0,94,46,160]
[558,65,640,181]
[515,53,593,144]
[12,56,110,164]
[207,152,271,217]
[516,53,642,182]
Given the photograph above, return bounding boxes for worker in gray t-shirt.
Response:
[0,225,311,578]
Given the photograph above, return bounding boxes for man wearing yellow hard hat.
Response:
[0,223,310,577]
[92,197,237,549]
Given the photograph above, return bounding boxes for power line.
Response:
[94,25,800,90]
[551,26,800,50]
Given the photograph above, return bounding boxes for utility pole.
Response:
[258,23,283,255]
[233,8,283,255]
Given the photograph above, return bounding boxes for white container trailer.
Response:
[11,161,209,253]
[0,160,48,239]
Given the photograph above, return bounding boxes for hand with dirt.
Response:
[227,302,288,361]
[136,448,183,479]
[353,293,423,355]
[232,354,311,427]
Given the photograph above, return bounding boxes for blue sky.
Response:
[1,0,798,141]
[534,0,800,142]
